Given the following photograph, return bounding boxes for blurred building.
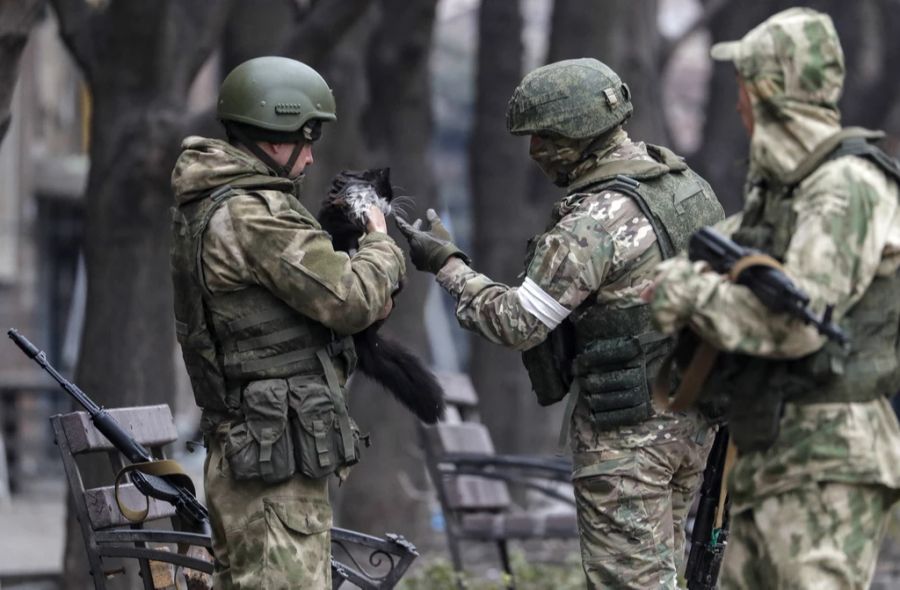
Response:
[0,12,87,499]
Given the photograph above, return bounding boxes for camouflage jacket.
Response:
[171,136,405,337]
[438,132,709,462]
[649,9,900,509]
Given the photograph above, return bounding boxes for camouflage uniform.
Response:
[650,9,900,589]
[437,127,721,588]
[171,136,405,589]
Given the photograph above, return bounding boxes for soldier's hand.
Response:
[366,205,387,233]
[395,209,470,274]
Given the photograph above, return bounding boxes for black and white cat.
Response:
[317,168,445,424]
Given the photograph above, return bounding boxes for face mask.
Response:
[529,135,593,187]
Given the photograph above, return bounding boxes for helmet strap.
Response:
[283,141,304,178]
[229,124,301,178]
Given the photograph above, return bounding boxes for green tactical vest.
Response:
[713,128,900,453]
[522,144,725,430]
[171,185,360,479]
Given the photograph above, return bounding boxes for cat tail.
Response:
[353,327,446,424]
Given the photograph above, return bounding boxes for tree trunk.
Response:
[0,0,45,146]
[467,0,553,454]
[50,1,231,586]
[333,0,440,542]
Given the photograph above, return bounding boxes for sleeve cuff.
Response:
[358,231,394,245]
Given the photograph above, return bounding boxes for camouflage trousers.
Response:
[204,435,332,589]
[573,426,714,589]
[721,482,897,590]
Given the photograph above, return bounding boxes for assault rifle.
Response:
[688,227,848,344]
[685,427,730,590]
[7,329,210,534]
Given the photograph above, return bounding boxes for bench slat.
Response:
[435,372,479,407]
[85,483,176,530]
[56,405,178,455]
[425,423,511,510]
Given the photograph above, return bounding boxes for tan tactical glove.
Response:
[395,209,470,274]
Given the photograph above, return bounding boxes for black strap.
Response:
[826,137,900,185]
[193,186,236,300]
[786,134,900,191]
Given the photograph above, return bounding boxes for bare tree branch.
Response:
[48,0,95,76]
[169,0,235,91]
[282,0,371,69]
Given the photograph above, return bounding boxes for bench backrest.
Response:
[421,372,511,513]
[52,404,180,530]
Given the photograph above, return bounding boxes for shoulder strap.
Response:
[194,185,237,299]
[586,175,678,259]
[826,137,900,185]
[784,127,900,188]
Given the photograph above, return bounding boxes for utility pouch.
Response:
[223,379,296,483]
[522,320,576,407]
[523,340,570,406]
[286,372,359,480]
[575,336,659,429]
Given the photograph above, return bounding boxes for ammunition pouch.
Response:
[288,351,360,479]
[573,333,669,430]
[224,378,296,483]
[222,343,360,482]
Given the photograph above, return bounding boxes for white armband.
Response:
[517,277,571,329]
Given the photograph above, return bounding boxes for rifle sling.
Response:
[114,459,195,523]
[716,439,737,530]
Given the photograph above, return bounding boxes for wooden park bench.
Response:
[51,404,417,589]
[420,372,579,587]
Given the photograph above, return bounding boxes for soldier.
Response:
[170,56,405,589]
[397,58,725,588]
[647,8,900,589]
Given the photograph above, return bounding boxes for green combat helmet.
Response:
[218,56,336,177]
[218,55,336,135]
[506,58,632,139]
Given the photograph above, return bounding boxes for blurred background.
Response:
[1,0,899,588]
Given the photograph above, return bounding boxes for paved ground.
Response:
[0,479,65,587]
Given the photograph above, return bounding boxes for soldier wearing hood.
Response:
[648,8,900,589]
[398,59,725,588]
[169,57,405,589]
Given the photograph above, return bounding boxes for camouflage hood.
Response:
[711,8,844,182]
[171,136,293,205]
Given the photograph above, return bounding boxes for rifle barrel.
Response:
[8,328,209,529]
